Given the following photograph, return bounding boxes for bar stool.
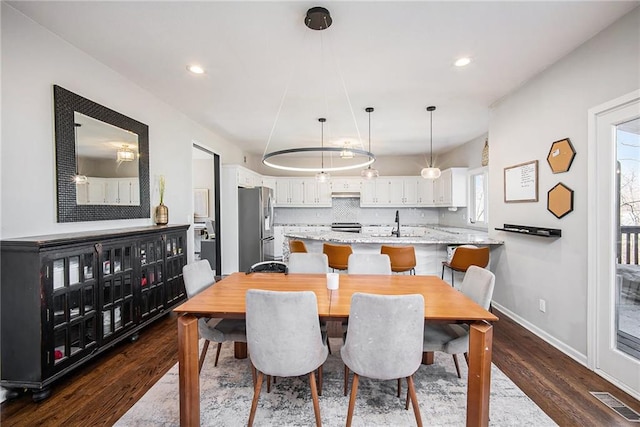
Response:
[380,245,417,275]
[323,243,353,271]
[289,240,308,253]
[441,245,490,286]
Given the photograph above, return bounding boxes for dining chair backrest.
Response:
[289,240,308,253]
[205,219,215,238]
[288,253,329,274]
[459,266,495,310]
[347,253,392,275]
[182,260,215,298]
[246,289,328,377]
[341,293,424,380]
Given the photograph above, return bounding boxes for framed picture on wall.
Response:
[504,160,539,203]
[193,188,209,219]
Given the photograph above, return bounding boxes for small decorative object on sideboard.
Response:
[155,175,169,225]
[495,223,561,238]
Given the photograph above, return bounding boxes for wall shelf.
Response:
[495,224,561,238]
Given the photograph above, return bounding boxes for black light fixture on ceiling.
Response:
[261,6,376,175]
[361,107,379,180]
[421,106,441,179]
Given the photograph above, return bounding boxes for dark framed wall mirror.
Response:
[54,85,150,222]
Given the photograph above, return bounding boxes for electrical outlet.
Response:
[539,299,546,313]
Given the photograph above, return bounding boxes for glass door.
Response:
[592,92,640,398]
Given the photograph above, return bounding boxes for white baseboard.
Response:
[491,302,588,366]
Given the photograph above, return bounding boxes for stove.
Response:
[331,222,362,233]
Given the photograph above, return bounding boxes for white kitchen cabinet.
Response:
[361,226,393,236]
[389,178,418,205]
[275,178,305,206]
[416,178,435,206]
[361,179,391,206]
[302,179,331,206]
[331,178,361,193]
[80,177,139,205]
[236,166,260,188]
[434,168,468,207]
[86,177,106,204]
[261,177,276,189]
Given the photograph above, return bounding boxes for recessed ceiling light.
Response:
[454,57,472,67]
[187,64,205,74]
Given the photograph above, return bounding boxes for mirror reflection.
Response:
[74,112,140,206]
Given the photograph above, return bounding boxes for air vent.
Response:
[590,392,640,422]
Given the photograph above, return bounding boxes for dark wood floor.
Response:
[2,309,639,426]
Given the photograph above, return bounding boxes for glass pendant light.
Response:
[361,107,379,180]
[315,118,330,182]
[421,106,441,179]
[73,122,88,184]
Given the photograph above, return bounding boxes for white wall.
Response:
[488,7,640,361]
[1,4,244,242]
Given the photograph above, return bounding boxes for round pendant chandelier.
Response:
[261,6,376,174]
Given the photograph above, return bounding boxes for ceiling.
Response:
[10,1,638,158]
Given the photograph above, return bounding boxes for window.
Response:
[468,167,488,228]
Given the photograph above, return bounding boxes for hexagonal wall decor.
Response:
[547,138,576,173]
[547,183,574,218]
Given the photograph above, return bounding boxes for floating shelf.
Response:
[494,223,561,238]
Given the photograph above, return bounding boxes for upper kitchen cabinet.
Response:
[361,179,392,206]
[302,179,331,207]
[389,178,418,205]
[416,178,435,206]
[261,177,276,190]
[433,168,468,207]
[236,166,261,188]
[331,178,362,193]
[275,178,305,206]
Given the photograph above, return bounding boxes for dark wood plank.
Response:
[2,309,640,426]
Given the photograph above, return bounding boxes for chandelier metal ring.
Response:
[263,147,375,173]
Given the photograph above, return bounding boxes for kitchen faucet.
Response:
[391,210,400,237]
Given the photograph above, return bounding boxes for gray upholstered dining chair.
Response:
[182,260,246,372]
[245,289,329,427]
[288,253,329,274]
[347,253,392,274]
[423,265,495,378]
[341,293,425,427]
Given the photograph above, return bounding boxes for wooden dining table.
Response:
[174,272,498,427]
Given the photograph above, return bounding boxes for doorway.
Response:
[192,144,221,274]
[589,90,640,399]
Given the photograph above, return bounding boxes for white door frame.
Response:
[587,89,640,400]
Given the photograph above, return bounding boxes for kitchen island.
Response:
[284,226,503,277]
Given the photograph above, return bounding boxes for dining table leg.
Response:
[179,314,200,427]
[466,322,493,427]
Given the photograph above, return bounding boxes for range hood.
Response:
[331,191,360,198]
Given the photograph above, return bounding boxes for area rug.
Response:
[116,339,557,426]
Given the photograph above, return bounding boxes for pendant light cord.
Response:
[429,109,433,167]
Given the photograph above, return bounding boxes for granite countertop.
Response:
[284,227,503,245]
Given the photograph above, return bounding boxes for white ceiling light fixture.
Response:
[454,57,472,67]
[116,144,136,162]
[361,107,379,180]
[315,118,330,182]
[421,106,441,180]
[261,6,375,174]
[186,64,205,74]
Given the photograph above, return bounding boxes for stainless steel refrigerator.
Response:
[238,187,275,272]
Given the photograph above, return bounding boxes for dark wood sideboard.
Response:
[1,225,189,401]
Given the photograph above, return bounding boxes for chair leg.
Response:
[464,352,469,366]
[327,337,332,355]
[318,365,323,396]
[309,371,322,427]
[267,375,271,393]
[452,354,461,379]
[441,264,445,279]
[397,378,401,398]
[198,340,210,373]
[214,342,223,367]
[407,375,423,427]
[451,268,455,286]
[344,365,349,396]
[248,371,264,427]
[346,373,360,427]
